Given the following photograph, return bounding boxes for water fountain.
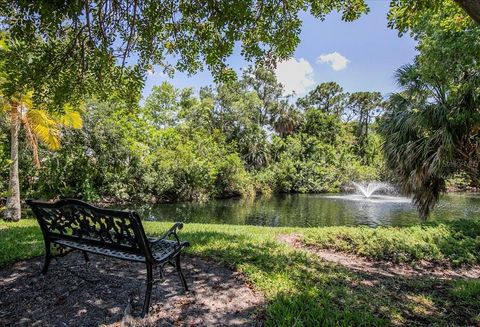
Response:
[318,181,413,225]
[324,181,410,205]
[352,182,392,198]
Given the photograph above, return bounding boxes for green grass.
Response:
[302,220,480,266]
[451,279,480,302]
[1,219,480,326]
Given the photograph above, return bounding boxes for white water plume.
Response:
[352,182,392,198]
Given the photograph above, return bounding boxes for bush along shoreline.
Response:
[1,72,385,215]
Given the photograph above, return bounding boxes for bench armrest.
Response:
[149,222,184,245]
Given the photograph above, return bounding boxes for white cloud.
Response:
[317,52,350,71]
[147,68,168,78]
[275,58,315,95]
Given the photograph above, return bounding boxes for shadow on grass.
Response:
[180,229,480,326]
[1,222,479,326]
[303,218,480,266]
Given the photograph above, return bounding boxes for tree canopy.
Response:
[0,0,371,110]
[3,0,477,111]
[0,65,385,205]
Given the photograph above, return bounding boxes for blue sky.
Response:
[143,1,417,99]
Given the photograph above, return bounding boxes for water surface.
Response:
[123,193,480,227]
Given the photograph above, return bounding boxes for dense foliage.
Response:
[0,0,370,111]
[1,0,478,218]
[1,0,476,111]
[0,68,384,204]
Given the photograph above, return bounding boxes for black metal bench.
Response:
[26,198,189,317]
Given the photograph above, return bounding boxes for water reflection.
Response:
[118,193,480,228]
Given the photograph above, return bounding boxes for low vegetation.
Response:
[303,220,480,266]
[2,219,479,326]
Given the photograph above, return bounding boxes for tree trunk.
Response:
[5,104,21,221]
[455,0,480,23]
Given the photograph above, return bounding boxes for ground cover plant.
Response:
[302,220,480,266]
[2,219,479,326]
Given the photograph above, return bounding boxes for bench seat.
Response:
[53,238,182,263]
[27,198,189,317]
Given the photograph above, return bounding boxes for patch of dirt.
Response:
[0,253,264,326]
[278,233,480,279]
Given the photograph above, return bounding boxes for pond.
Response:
[121,192,480,228]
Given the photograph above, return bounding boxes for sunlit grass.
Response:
[302,219,480,266]
[1,219,479,325]
[451,279,480,302]
[0,219,44,266]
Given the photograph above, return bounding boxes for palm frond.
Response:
[55,103,83,129]
[26,108,61,150]
[381,63,479,219]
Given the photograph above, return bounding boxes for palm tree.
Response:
[380,64,480,219]
[2,92,82,221]
[271,101,303,138]
[238,125,270,170]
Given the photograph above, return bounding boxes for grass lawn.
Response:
[1,219,480,326]
[302,219,480,266]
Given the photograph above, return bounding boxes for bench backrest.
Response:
[27,199,153,260]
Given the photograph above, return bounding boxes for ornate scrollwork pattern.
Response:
[27,198,190,317]
[34,203,140,250]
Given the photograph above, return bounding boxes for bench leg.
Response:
[175,254,188,292]
[42,240,52,275]
[141,262,153,317]
[82,251,90,263]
